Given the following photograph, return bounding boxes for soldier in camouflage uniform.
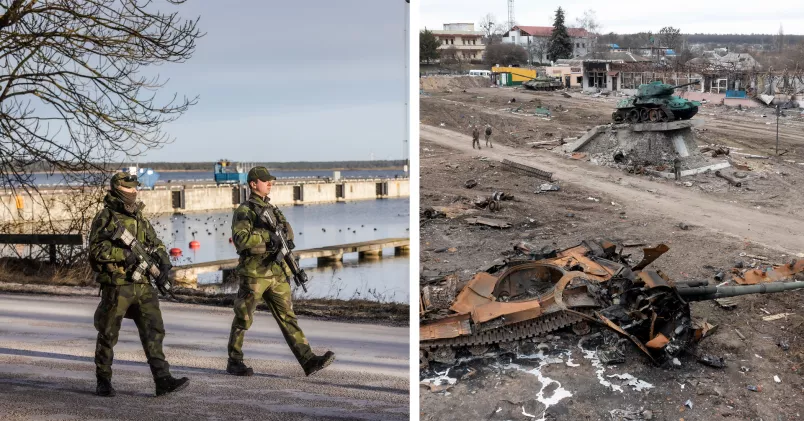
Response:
[88,172,189,397]
[472,125,481,149]
[484,125,493,148]
[226,167,335,377]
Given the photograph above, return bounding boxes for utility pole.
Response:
[775,104,780,155]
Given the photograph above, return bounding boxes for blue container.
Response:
[136,168,159,189]
[725,90,746,98]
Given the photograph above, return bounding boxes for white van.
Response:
[468,70,491,77]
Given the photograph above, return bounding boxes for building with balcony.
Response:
[430,23,486,62]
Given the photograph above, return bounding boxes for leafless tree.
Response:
[574,9,602,58]
[658,26,682,52]
[527,37,550,64]
[0,0,202,201]
[479,13,506,45]
[777,24,785,52]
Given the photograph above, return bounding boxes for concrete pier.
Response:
[170,237,410,287]
[0,178,409,224]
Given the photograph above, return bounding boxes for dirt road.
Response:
[421,124,804,254]
[0,294,409,420]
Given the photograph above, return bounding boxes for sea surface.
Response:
[154,198,410,303]
[31,169,407,186]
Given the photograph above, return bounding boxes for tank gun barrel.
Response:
[677,281,804,301]
[671,80,701,90]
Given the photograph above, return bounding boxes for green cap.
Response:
[247,166,276,183]
[110,172,140,189]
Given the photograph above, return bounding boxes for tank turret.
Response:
[612,80,702,123]
[513,69,565,91]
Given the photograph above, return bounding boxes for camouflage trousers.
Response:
[94,283,170,380]
[227,276,314,366]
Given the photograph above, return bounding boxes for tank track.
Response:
[420,310,583,352]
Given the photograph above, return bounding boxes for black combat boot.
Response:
[154,375,189,396]
[302,351,336,377]
[226,358,254,376]
[96,376,116,397]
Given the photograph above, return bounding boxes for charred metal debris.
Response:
[420,239,804,369]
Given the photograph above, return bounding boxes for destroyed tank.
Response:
[611,80,702,123]
[520,69,564,91]
[420,240,804,368]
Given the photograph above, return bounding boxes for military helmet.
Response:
[110,172,140,189]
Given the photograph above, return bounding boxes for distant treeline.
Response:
[684,33,804,46]
[23,160,407,172]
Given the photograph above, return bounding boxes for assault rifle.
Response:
[255,204,309,292]
[108,216,177,300]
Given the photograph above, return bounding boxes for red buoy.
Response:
[189,240,200,250]
[169,248,182,257]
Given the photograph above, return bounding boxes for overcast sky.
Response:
[421,0,804,35]
[138,0,407,162]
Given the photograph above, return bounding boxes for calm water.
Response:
[31,169,407,186]
[153,198,410,303]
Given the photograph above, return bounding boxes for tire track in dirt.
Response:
[421,124,804,254]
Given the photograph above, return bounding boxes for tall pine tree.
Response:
[547,7,573,62]
[420,29,441,64]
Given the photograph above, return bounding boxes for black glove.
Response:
[267,231,281,251]
[123,249,137,268]
[156,263,172,291]
[287,239,296,250]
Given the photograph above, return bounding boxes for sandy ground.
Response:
[418,78,804,421]
[0,294,409,421]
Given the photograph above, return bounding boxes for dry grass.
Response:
[0,258,95,287]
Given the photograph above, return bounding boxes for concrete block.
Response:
[631,119,704,132]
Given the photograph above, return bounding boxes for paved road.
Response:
[421,124,804,254]
[0,294,409,420]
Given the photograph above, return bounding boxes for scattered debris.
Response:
[678,222,690,230]
[622,241,646,247]
[420,239,804,366]
[714,297,740,309]
[536,183,561,193]
[778,339,790,351]
[733,258,803,284]
[464,179,477,189]
[762,313,794,321]
[746,385,762,392]
[502,159,554,181]
[422,206,447,219]
[465,217,511,229]
[774,375,781,383]
[684,399,693,409]
[734,329,747,341]
[715,170,742,187]
[697,354,726,368]
[701,146,730,157]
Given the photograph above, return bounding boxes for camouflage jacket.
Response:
[231,194,294,279]
[88,193,170,285]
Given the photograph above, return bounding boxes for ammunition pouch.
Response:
[245,244,267,255]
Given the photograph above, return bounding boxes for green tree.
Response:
[420,29,440,63]
[483,43,527,66]
[547,7,573,61]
